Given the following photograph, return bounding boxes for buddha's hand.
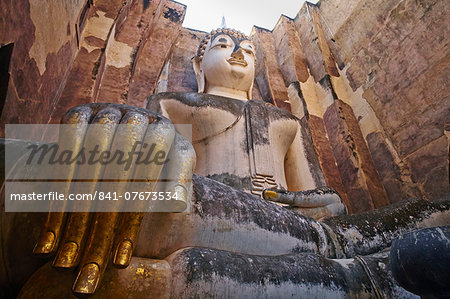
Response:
[262,187,347,220]
[32,103,195,295]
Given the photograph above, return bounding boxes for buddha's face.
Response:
[194,31,256,100]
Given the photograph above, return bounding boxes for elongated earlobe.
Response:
[247,81,253,100]
[193,57,205,93]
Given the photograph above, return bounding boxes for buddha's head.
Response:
[193,28,255,100]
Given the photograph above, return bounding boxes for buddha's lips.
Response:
[227,58,247,67]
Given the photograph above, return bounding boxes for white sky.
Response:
[179,0,319,35]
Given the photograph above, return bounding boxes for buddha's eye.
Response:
[212,43,229,49]
[212,42,230,50]
[211,35,233,50]
[240,42,255,56]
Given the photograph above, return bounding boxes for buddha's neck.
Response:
[205,86,249,101]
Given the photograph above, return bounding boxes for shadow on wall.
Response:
[0,43,14,117]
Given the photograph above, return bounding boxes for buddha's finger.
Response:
[262,189,293,205]
[112,120,175,268]
[51,212,92,268]
[112,212,144,268]
[160,133,196,212]
[53,107,122,268]
[73,111,149,295]
[72,212,120,295]
[294,202,347,220]
[33,212,67,255]
[112,133,194,269]
[263,187,342,208]
[33,106,93,256]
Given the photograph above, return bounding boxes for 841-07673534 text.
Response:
[9,191,179,201]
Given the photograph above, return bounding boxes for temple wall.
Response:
[1,0,447,207]
[287,6,391,212]
[251,27,291,111]
[257,0,449,207]
[313,0,449,201]
[0,0,87,129]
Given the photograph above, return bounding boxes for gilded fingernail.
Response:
[73,263,100,295]
[171,185,188,212]
[33,231,55,255]
[263,190,278,200]
[174,185,187,201]
[53,241,79,268]
[114,240,133,268]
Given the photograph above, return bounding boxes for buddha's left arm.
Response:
[284,122,326,191]
[270,122,348,220]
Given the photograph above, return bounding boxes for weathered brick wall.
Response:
[251,26,290,110]
[316,0,449,200]
[48,0,205,120]
[50,0,131,122]
[159,28,207,94]
[290,4,391,211]
[0,0,87,129]
[51,0,189,120]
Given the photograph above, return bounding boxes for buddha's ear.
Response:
[193,57,205,93]
[247,80,254,100]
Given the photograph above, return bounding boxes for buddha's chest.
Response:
[193,103,298,195]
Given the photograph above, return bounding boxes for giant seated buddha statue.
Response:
[2,28,449,298]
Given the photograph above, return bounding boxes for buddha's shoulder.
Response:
[146,92,244,116]
[146,92,297,121]
[247,99,298,121]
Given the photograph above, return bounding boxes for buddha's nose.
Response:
[231,47,245,60]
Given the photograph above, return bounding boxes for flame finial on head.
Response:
[221,16,227,28]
